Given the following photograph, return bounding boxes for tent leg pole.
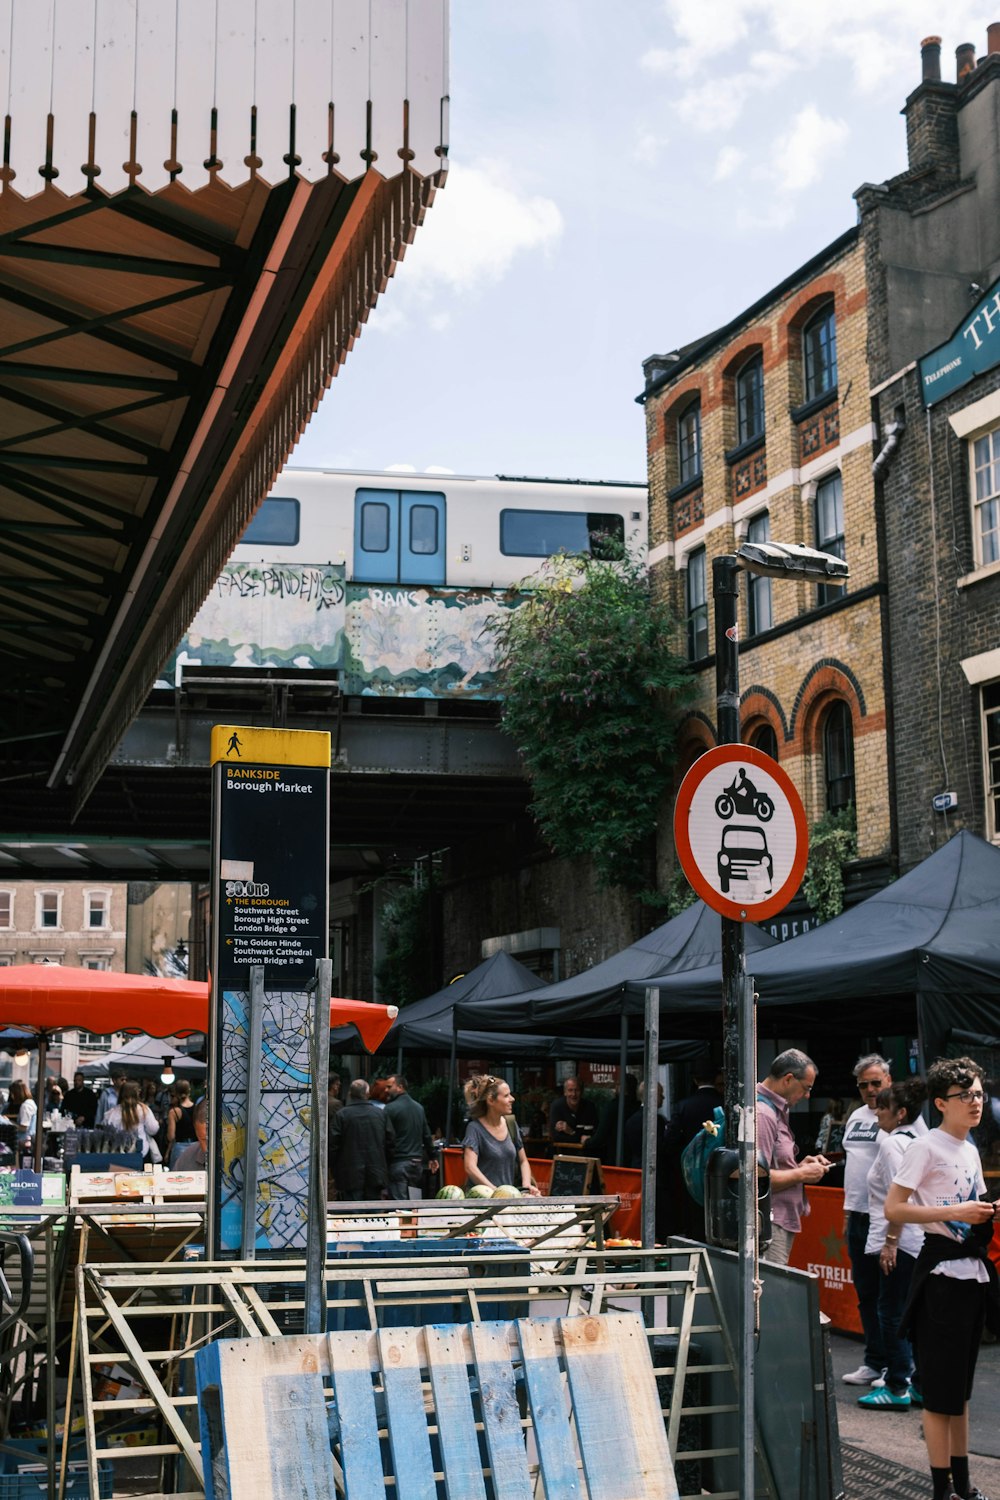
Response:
[444,1026,457,1144]
[641,987,658,1250]
[615,1014,628,1165]
[33,1034,47,1172]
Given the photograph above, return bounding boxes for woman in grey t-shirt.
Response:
[462,1075,540,1194]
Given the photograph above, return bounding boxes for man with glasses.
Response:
[757,1048,831,1266]
[885,1057,998,1500]
[842,1053,894,1385]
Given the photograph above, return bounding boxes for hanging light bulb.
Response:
[12,1047,28,1066]
[160,1059,176,1086]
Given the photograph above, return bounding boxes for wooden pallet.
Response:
[196,1313,679,1500]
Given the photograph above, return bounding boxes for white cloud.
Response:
[633,127,671,166]
[713,145,746,182]
[768,105,850,193]
[395,159,564,296]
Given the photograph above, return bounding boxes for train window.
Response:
[241,497,300,546]
[409,504,439,555]
[499,510,626,558]
[360,501,391,553]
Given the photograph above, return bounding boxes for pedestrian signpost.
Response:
[209,725,331,1261]
[673,743,808,923]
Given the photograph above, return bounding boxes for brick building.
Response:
[862,31,1000,871]
[639,230,892,894]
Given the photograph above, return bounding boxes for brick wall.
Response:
[643,235,892,865]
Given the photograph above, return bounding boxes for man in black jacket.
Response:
[329,1079,395,1200]
[664,1062,724,1239]
[384,1075,438,1199]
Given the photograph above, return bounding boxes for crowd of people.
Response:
[1,1068,208,1169]
[754,1048,999,1500]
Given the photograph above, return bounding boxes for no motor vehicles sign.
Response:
[673,745,808,922]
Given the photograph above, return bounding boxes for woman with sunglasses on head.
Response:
[462,1075,540,1196]
[885,1057,1000,1500]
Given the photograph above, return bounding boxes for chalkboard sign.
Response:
[548,1155,597,1196]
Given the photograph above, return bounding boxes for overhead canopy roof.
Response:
[0,0,448,820]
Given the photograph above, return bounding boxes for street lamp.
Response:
[713,538,847,1500]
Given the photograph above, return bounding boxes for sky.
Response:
[291,1,993,484]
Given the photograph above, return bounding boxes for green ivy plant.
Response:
[374,879,437,1005]
[803,806,858,922]
[487,549,694,894]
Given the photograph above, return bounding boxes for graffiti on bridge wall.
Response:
[162,563,517,699]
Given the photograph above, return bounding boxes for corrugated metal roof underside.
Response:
[0,164,441,815]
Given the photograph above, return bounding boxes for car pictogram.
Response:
[717,824,773,894]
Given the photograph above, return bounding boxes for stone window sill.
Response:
[957,558,1000,590]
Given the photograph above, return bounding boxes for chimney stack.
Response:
[921,36,942,81]
[905,35,960,178]
[956,42,976,82]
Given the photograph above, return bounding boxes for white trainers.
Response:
[842,1364,884,1385]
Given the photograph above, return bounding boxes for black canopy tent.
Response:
[623,831,1000,1067]
[451,900,779,1037]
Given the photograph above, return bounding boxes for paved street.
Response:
[830,1331,1000,1496]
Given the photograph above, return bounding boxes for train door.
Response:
[353,488,446,585]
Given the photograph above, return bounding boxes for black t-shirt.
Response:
[548,1096,598,1145]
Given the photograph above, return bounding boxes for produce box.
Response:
[0,1439,112,1499]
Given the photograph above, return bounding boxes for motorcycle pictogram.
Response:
[714,766,774,822]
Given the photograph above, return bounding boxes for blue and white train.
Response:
[165,469,647,700]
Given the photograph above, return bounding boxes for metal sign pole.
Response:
[713,555,756,1500]
[304,958,332,1335]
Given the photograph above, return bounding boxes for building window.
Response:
[746,512,773,635]
[984,682,1000,840]
[736,355,764,445]
[823,701,855,812]
[0,956,12,967]
[751,723,779,761]
[0,892,11,930]
[80,956,110,971]
[814,473,846,605]
[686,549,709,661]
[36,891,61,930]
[677,401,702,485]
[85,891,109,930]
[972,425,1000,568]
[803,304,837,402]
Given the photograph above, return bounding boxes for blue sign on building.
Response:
[919,276,1000,406]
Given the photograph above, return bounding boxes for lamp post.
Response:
[713,538,848,1500]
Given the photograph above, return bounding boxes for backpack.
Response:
[680,1105,725,1206]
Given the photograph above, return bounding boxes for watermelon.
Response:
[466,1184,494,1198]
[492,1184,521,1198]
[435,1184,464,1201]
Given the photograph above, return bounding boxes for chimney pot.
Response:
[921,35,942,81]
[956,42,976,81]
[988,22,1000,54]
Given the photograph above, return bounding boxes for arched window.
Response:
[677,400,702,485]
[750,723,778,761]
[803,303,837,402]
[823,700,855,811]
[736,354,764,445]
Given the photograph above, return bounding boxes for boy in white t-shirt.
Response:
[885,1056,999,1500]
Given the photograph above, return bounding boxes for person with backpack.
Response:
[756,1049,831,1265]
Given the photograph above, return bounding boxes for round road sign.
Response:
[673,745,808,922]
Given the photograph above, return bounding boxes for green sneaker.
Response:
[858,1387,911,1409]
[907,1382,923,1406]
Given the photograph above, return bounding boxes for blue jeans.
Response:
[847,1211,886,1371]
[878,1247,916,1394]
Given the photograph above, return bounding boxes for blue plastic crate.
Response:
[0,1440,112,1499]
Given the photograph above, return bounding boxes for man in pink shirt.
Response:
[757,1048,831,1265]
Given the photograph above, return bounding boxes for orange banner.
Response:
[788,1185,862,1335]
[440,1149,642,1240]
